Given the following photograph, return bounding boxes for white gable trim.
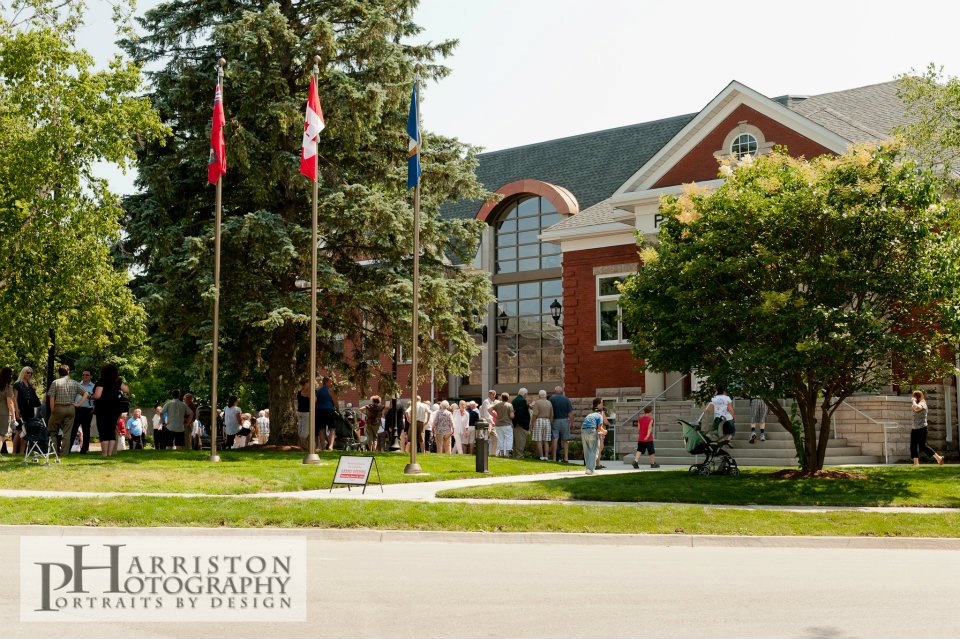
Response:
[613,81,851,196]
[540,222,635,246]
[609,179,724,208]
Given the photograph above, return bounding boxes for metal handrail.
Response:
[617,375,688,442]
[835,400,900,464]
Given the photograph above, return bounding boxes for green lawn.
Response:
[1,496,959,537]
[436,466,960,508]
[0,449,568,494]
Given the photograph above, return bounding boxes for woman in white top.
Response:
[451,400,470,454]
[911,390,943,466]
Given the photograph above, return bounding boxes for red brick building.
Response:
[437,80,907,409]
[340,80,910,413]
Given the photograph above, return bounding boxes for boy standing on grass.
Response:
[632,406,660,469]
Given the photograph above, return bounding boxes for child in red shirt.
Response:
[632,406,660,469]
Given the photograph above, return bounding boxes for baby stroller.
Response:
[679,419,739,477]
[23,415,60,465]
[333,410,363,451]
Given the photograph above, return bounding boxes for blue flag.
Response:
[406,82,420,190]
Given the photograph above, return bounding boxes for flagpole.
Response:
[304,55,322,465]
[404,66,423,475]
[209,57,225,463]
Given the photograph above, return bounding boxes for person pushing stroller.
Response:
[703,386,735,443]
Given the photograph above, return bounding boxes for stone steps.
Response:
[622,454,885,467]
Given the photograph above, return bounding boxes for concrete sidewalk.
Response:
[1,460,958,513]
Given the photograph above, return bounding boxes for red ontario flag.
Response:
[299,75,325,181]
[207,83,226,184]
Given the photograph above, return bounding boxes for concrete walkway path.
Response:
[1,461,958,514]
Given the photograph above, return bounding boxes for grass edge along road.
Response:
[0,450,570,494]
[1,496,959,537]
[436,466,960,508]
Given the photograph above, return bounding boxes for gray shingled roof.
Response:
[444,81,906,233]
[440,114,695,221]
[547,198,619,233]
[789,81,904,143]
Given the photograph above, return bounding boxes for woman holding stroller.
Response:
[703,386,736,442]
[91,363,129,457]
[0,367,14,454]
[12,367,40,454]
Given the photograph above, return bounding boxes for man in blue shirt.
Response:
[126,408,147,449]
[549,385,574,463]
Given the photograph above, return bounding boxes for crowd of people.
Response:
[330,385,579,463]
[0,363,271,457]
[1,363,131,457]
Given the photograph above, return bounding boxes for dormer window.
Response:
[731,133,758,159]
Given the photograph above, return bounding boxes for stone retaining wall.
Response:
[570,387,960,463]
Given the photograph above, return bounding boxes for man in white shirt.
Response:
[257,409,270,444]
[404,396,431,453]
[703,386,736,441]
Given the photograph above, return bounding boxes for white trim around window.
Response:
[596,273,632,346]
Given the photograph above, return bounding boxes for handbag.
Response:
[70,428,83,453]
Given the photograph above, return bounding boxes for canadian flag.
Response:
[299,76,325,181]
[207,83,226,185]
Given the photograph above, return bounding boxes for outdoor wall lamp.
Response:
[497,310,509,334]
[468,310,488,343]
[549,298,563,327]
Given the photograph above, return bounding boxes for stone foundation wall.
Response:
[830,395,913,461]
[573,387,960,462]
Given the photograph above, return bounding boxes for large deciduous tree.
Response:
[897,64,960,175]
[620,145,960,471]
[121,1,491,443]
[0,0,165,369]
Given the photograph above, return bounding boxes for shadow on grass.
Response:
[450,467,960,508]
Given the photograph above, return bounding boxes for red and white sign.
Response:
[332,456,374,486]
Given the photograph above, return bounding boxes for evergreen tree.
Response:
[122,0,491,442]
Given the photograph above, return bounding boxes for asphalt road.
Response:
[2,527,957,638]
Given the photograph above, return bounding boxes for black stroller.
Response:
[679,419,739,476]
[332,410,363,451]
[23,415,60,465]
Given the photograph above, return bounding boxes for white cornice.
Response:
[609,179,724,208]
[540,222,635,244]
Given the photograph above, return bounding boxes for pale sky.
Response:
[80,0,960,194]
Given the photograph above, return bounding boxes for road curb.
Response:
[3,524,959,550]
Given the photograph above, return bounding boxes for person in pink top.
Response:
[631,406,659,469]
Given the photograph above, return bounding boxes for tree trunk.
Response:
[267,320,299,445]
[767,397,828,472]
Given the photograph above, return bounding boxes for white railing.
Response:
[833,400,900,464]
[617,375,688,446]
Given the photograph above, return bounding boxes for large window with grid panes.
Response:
[597,274,632,345]
[491,195,564,387]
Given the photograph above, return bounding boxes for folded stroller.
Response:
[23,415,60,465]
[679,419,739,477]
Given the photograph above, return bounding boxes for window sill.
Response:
[594,343,631,352]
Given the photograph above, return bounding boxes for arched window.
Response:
[491,195,563,386]
[730,133,758,160]
[495,196,562,274]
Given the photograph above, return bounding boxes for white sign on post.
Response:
[330,455,382,493]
